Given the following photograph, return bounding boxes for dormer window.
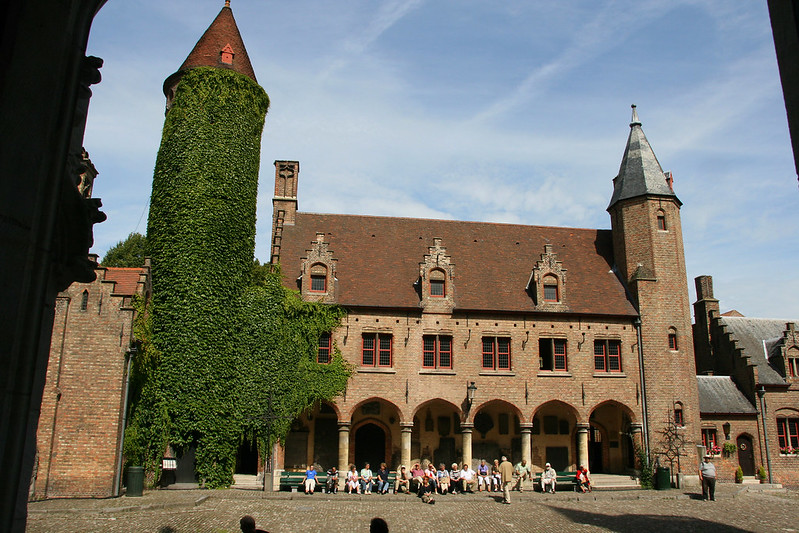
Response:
[542,275,559,302]
[310,263,327,292]
[220,43,234,65]
[787,347,799,378]
[429,269,445,297]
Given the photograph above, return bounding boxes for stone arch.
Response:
[348,398,403,469]
[469,399,525,425]
[588,400,637,474]
[530,400,581,471]
[470,399,525,466]
[351,418,392,470]
[411,398,463,469]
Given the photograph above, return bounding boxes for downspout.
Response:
[757,385,773,483]
[114,345,136,496]
[635,317,650,457]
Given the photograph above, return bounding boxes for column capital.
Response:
[630,423,643,433]
[519,422,533,433]
[400,422,413,432]
[576,423,589,432]
[460,423,474,432]
[338,422,351,431]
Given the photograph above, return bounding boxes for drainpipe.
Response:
[114,345,136,496]
[634,318,650,457]
[757,385,773,483]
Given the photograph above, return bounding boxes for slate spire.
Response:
[162,1,258,100]
[607,105,680,210]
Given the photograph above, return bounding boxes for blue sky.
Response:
[84,0,798,319]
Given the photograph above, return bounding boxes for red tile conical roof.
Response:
[163,3,258,97]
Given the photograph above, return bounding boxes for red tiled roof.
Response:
[164,5,257,95]
[277,213,638,317]
[104,268,145,296]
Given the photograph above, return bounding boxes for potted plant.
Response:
[734,466,743,483]
[757,465,767,484]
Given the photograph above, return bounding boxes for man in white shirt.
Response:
[460,463,477,493]
[541,462,557,493]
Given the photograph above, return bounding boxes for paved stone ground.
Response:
[27,485,799,533]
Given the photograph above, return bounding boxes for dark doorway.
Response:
[285,430,309,470]
[175,446,197,484]
[354,423,385,469]
[434,437,456,468]
[737,435,755,476]
[588,425,604,473]
[314,417,338,470]
[235,438,258,475]
[545,447,569,471]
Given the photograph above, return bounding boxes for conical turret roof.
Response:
[163,2,257,97]
[608,106,680,210]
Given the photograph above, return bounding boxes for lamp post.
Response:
[466,381,477,408]
[757,386,773,483]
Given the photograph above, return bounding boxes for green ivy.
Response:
[126,67,350,489]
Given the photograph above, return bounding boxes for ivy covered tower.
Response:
[607,106,700,466]
[145,1,269,485]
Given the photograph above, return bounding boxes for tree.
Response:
[101,232,147,267]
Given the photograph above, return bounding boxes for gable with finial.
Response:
[418,238,455,313]
[300,232,337,303]
[528,243,567,309]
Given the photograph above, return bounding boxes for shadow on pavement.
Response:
[548,506,750,532]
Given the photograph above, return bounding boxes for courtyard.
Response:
[27,484,797,532]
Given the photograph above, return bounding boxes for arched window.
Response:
[674,402,685,427]
[668,327,678,351]
[787,347,799,379]
[656,209,667,231]
[542,274,559,302]
[429,268,445,297]
[80,290,89,311]
[309,263,327,292]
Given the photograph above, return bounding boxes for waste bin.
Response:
[126,466,144,497]
[655,466,671,490]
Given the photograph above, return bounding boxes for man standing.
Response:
[499,455,515,504]
[514,458,531,491]
[699,455,716,501]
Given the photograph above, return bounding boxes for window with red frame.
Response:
[668,332,678,351]
[317,333,331,364]
[594,340,621,372]
[422,335,452,369]
[362,333,392,367]
[542,275,559,302]
[482,337,511,371]
[777,417,799,450]
[657,214,667,230]
[539,338,567,371]
[701,428,718,453]
[788,357,799,378]
[674,404,684,427]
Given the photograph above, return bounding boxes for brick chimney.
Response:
[693,275,720,374]
[271,160,299,264]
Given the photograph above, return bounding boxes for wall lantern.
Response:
[722,422,731,440]
[466,381,477,406]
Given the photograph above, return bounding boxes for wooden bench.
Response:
[533,471,578,492]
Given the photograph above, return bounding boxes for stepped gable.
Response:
[279,212,638,316]
[163,2,257,97]
[719,316,796,385]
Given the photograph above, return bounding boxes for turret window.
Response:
[80,290,89,311]
[656,209,667,231]
[668,328,678,351]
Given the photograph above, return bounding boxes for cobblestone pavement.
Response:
[27,485,799,533]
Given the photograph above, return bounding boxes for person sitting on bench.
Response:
[541,463,557,493]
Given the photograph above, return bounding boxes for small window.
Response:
[422,335,452,369]
[656,210,667,231]
[594,340,622,372]
[539,338,567,371]
[542,275,559,302]
[362,333,392,367]
[309,264,327,292]
[668,331,678,351]
[317,333,331,364]
[789,358,799,378]
[429,269,445,297]
[702,428,719,455]
[80,290,89,311]
[482,337,511,371]
[674,404,684,427]
[777,417,799,452]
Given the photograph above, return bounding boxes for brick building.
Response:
[693,275,799,484]
[269,105,702,479]
[31,258,150,499]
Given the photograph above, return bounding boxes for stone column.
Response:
[461,423,474,469]
[577,423,590,470]
[400,422,413,467]
[338,422,350,489]
[520,423,533,466]
[630,423,643,459]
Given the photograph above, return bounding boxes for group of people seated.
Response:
[302,459,591,495]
